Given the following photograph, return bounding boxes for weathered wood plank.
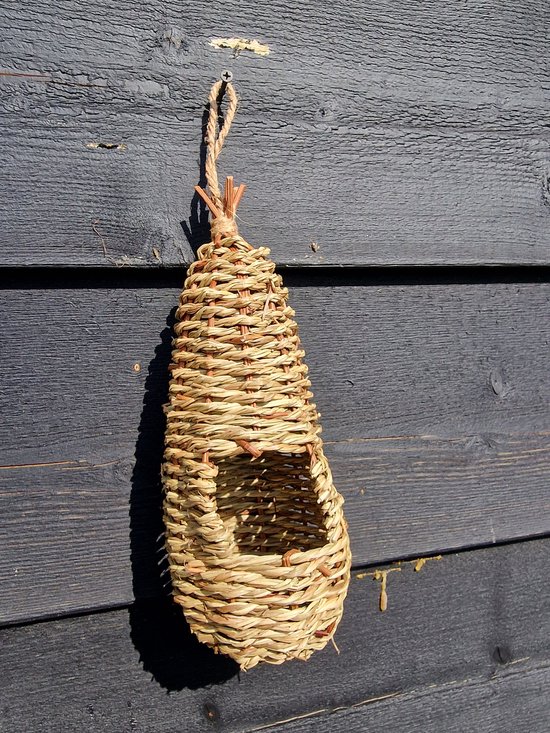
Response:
[262,663,550,733]
[2,538,550,732]
[1,0,549,266]
[0,277,549,623]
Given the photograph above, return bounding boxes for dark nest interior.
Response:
[214,451,329,556]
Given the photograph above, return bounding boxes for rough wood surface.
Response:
[1,0,549,266]
[263,663,550,733]
[1,276,549,623]
[2,538,550,732]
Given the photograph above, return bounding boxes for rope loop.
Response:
[205,80,238,208]
[195,79,246,238]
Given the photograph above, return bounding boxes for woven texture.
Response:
[161,80,351,670]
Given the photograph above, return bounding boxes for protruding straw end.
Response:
[195,177,246,240]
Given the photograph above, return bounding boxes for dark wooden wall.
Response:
[1,1,549,731]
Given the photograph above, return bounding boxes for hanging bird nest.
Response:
[162,79,351,671]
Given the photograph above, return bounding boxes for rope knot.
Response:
[210,213,239,238]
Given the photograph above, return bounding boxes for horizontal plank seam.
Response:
[3,532,550,632]
[3,427,549,470]
[323,427,550,445]
[1,265,550,291]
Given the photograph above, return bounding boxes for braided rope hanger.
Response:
[194,79,245,238]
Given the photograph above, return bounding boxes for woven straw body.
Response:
[161,78,350,670]
[162,233,351,670]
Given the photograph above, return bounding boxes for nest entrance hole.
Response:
[214,451,328,556]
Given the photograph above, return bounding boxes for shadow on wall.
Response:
[127,310,239,691]
[181,89,228,256]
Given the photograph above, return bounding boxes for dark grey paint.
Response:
[1,280,549,623]
[1,0,549,265]
[2,538,550,732]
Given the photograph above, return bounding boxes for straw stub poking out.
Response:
[161,78,351,670]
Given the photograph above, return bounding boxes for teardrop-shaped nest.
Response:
[162,234,351,670]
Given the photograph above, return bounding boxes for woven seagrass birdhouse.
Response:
[161,80,351,670]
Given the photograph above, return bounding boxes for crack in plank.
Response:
[0,460,76,471]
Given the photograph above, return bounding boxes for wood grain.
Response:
[0,277,549,623]
[1,0,549,266]
[2,538,550,732]
[263,663,550,733]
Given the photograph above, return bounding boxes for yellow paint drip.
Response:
[372,568,401,611]
[210,37,270,56]
[355,553,442,611]
[413,555,442,572]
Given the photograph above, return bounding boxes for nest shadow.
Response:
[128,308,239,691]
